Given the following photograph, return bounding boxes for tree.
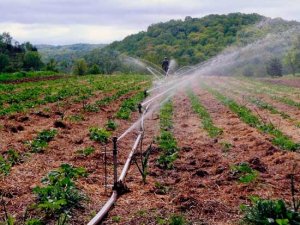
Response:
[23,51,43,71]
[284,50,297,76]
[72,59,87,75]
[0,53,9,72]
[243,66,254,77]
[266,58,283,77]
[88,64,100,74]
[45,58,58,72]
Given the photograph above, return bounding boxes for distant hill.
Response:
[106,13,265,66]
[37,43,106,72]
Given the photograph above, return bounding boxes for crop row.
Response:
[0,75,151,116]
[203,84,300,151]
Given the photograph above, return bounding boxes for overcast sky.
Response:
[0,0,299,45]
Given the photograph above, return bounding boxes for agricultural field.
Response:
[0,74,300,225]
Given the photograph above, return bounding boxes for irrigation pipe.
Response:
[88,71,194,225]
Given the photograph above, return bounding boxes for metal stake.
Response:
[112,136,118,186]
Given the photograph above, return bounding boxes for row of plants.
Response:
[116,91,147,120]
[233,78,300,110]
[187,89,223,137]
[204,84,300,151]
[210,79,295,123]
[0,74,151,116]
[157,100,179,169]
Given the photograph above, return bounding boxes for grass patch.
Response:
[231,162,258,184]
[76,147,95,157]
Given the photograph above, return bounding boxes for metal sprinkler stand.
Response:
[112,136,118,186]
[138,103,143,114]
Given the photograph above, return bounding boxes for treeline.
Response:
[0,32,44,72]
[107,13,264,66]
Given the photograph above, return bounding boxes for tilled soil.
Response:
[261,78,300,88]
[100,87,300,225]
[1,79,299,225]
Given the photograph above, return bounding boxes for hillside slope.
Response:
[107,13,264,66]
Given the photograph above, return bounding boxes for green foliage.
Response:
[83,103,99,112]
[0,214,15,225]
[231,162,258,183]
[0,149,22,176]
[27,129,57,153]
[206,86,300,151]
[89,127,111,143]
[116,91,146,120]
[88,64,100,74]
[37,43,106,73]
[112,216,121,223]
[107,13,263,66]
[23,51,43,71]
[187,89,222,137]
[45,58,58,72]
[266,58,283,77]
[157,101,179,169]
[33,164,87,216]
[72,58,88,75]
[249,97,290,119]
[106,120,117,131]
[76,147,95,157]
[241,197,300,224]
[0,32,42,72]
[169,215,186,225]
[25,218,44,225]
[0,53,9,72]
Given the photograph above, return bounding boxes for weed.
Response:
[83,104,99,112]
[0,149,22,176]
[231,162,258,184]
[154,182,170,195]
[220,141,233,153]
[112,216,121,223]
[25,218,43,225]
[106,120,117,131]
[89,127,111,143]
[76,147,95,157]
[135,145,152,184]
[67,114,84,123]
[169,215,186,225]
